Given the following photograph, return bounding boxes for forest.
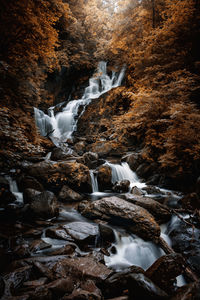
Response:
[0,0,200,299]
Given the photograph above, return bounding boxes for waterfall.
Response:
[105,230,163,271]
[89,170,99,193]
[105,162,146,189]
[34,62,126,147]
[6,176,23,204]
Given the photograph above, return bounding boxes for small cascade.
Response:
[6,176,23,204]
[105,161,146,189]
[105,229,163,271]
[34,62,126,147]
[89,170,99,193]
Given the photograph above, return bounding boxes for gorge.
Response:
[0,0,200,299]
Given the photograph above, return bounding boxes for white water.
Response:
[90,170,99,193]
[34,62,126,147]
[6,176,23,204]
[105,161,146,190]
[105,220,186,287]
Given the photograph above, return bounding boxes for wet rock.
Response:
[168,216,200,276]
[97,165,112,191]
[47,244,76,256]
[63,222,98,246]
[27,285,52,300]
[52,256,112,281]
[46,227,73,241]
[100,266,145,298]
[0,276,5,298]
[23,188,41,204]
[58,185,83,202]
[29,240,51,253]
[17,175,44,192]
[136,163,157,179]
[122,153,143,171]
[131,186,145,196]
[74,141,86,155]
[23,277,48,288]
[180,192,200,210]
[27,191,59,219]
[79,197,160,241]
[145,253,185,294]
[143,186,162,195]
[81,280,102,298]
[112,180,130,193]
[99,223,115,246]
[82,152,99,169]
[3,266,32,296]
[51,148,77,161]
[27,161,92,193]
[13,243,30,259]
[128,273,168,299]
[0,176,9,190]
[124,194,171,223]
[62,288,101,300]
[47,277,74,297]
[170,281,200,300]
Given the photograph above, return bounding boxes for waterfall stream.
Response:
[34,62,126,147]
[105,161,146,189]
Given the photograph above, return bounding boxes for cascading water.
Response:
[6,176,23,205]
[105,161,146,189]
[34,62,126,147]
[89,170,99,193]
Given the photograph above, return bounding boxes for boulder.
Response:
[27,161,92,193]
[58,185,83,202]
[100,266,145,299]
[23,188,41,204]
[63,222,99,246]
[52,256,112,281]
[131,186,144,196]
[46,227,73,241]
[17,176,44,192]
[28,191,59,219]
[99,224,115,246]
[170,281,200,300]
[79,197,160,241]
[124,194,171,223]
[82,152,99,169]
[168,215,200,276]
[145,253,185,294]
[128,273,168,299]
[47,244,76,256]
[122,153,143,171]
[47,278,74,297]
[112,180,130,193]
[97,165,112,191]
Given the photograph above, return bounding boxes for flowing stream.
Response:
[34,62,126,147]
[33,61,186,288]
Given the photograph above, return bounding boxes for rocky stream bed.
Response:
[0,62,200,300]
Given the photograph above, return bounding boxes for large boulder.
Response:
[51,148,77,161]
[79,197,160,241]
[27,190,59,219]
[63,222,99,247]
[26,161,92,193]
[17,176,44,192]
[82,152,99,169]
[122,153,143,172]
[145,253,185,294]
[124,194,171,223]
[58,185,83,202]
[97,165,112,191]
